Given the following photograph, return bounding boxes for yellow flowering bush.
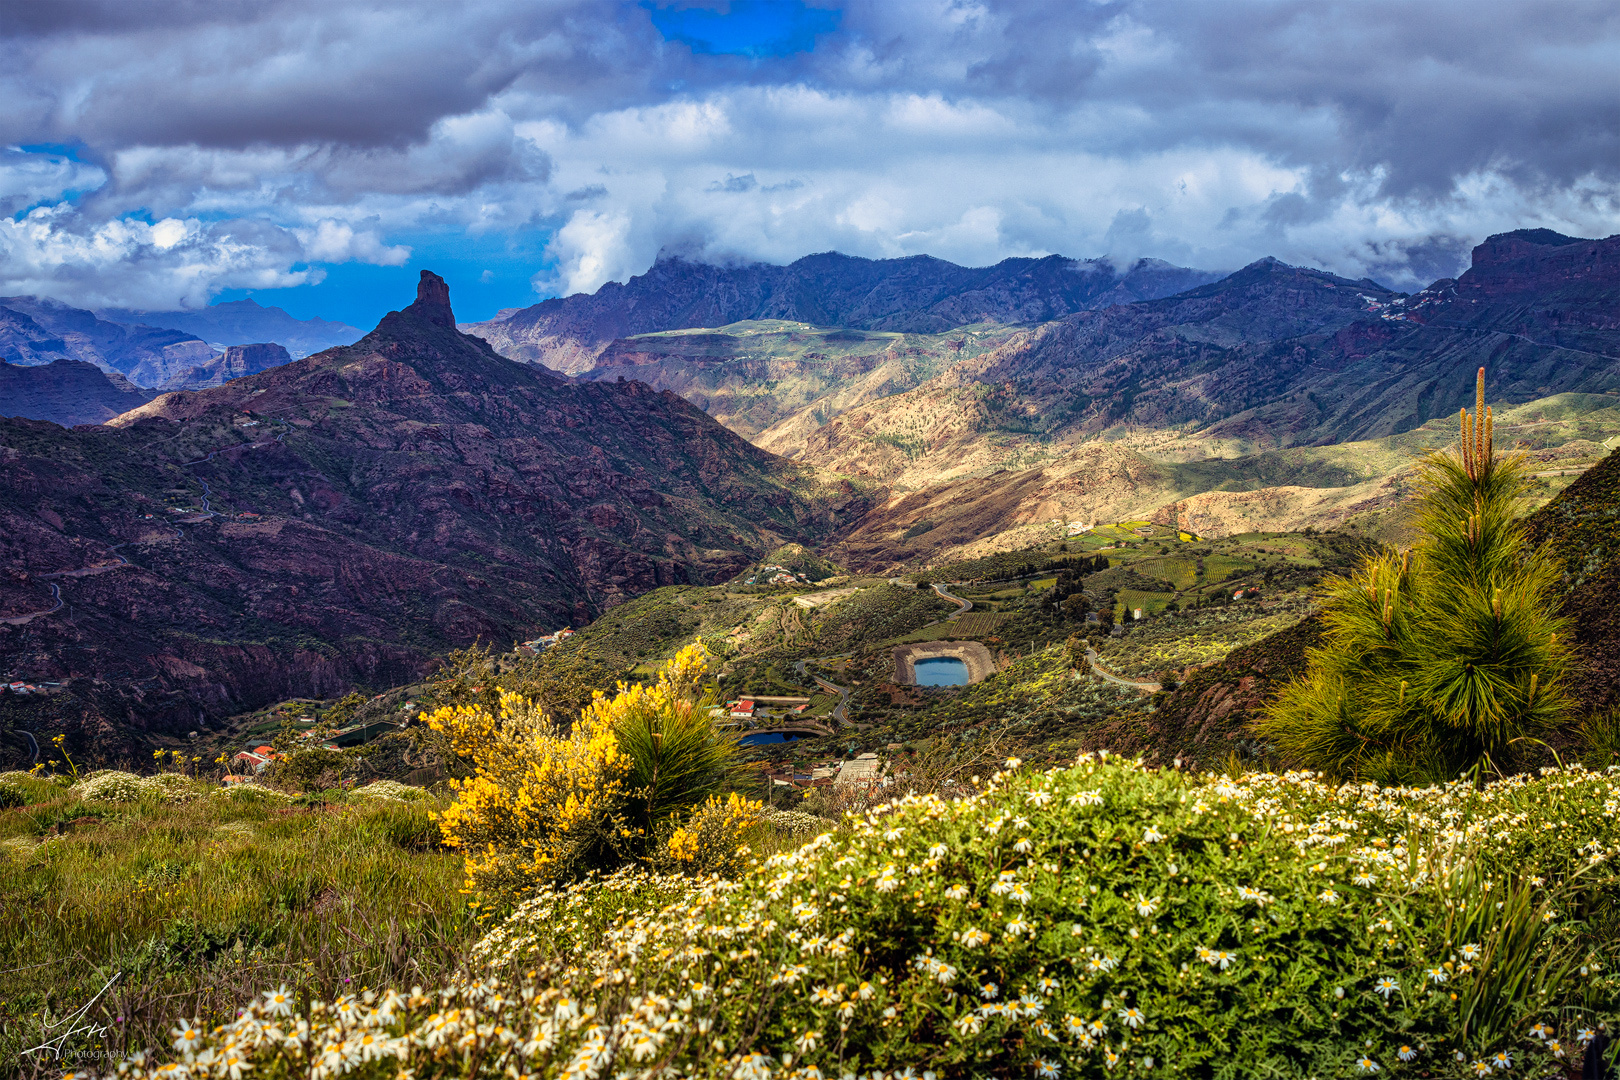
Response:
[428,687,632,903]
[667,792,763,875]
[428,643,737,906]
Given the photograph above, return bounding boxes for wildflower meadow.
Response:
[95,753,1619,1080]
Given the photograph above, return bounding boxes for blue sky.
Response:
[4,0,1619,328]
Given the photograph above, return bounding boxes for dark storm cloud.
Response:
[1,1,676,152]
[826,1,1620,198]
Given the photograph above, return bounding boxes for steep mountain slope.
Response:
[158,342,294,390]
[0,358,158,426]
[1523,446,1620,717]
[798,259,1407,485]
[804,233,1619,486]
[463,252,1219,374]
[0,296,216,386]
[578,320,1025,456]
[0,272,865,764]
[99,298,363,359]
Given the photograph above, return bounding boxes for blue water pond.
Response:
[913,656,970,686]
[738,731,813,746]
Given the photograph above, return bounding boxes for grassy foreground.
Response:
[48,756,1620,1080]
[0,772,476,1075]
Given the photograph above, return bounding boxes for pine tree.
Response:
[1259,369,1571,784]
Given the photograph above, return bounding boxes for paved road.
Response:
[1084,647,1161,693]
[1532,467,1592,478]
[0,582,62,626]
[794,657,854,726]
[932,582,972,618]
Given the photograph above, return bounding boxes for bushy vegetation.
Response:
[1098,597,1316,679]
[806,584,956,654]
[109,755,1620,1079]
[426,645,739,907]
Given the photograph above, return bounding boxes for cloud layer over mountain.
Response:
[4,0,1618,315]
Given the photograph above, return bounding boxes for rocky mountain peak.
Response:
[405,270,455,328]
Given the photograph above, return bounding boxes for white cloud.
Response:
[294,220,411,266]
[0,146,106,215]
[0,204,314,309]
[538,209,636,296]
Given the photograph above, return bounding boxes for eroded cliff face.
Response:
[0,272,867,764]
[160,342,294,390]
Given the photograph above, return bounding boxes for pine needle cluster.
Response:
[1260,369,1571,783]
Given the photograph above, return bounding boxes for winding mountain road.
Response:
[0,582,63,626]
[793,657,854,726]
[1083,647,1161,693]
[932,582,972,618]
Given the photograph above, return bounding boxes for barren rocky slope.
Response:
[579,321,1025,456]
[0,358,158,426]
[0,272,865,764]
[463,252,1218,374]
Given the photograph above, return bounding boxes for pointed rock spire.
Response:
[405,270,455,328]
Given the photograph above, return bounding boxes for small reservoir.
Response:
[913,656,970,686]
[738,731,813,746]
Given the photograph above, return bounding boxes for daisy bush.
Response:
[95,756,1619,1080]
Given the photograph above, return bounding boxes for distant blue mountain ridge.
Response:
[96,298,363,359]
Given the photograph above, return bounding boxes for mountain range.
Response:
[1,295,353,395]
[0,272,863,757]
[96,298,363,359]
[462,252,1222,374]
[0,358,158,427]
[3,228,1617,763]
[1,295,217,387]
[516,230,1617,571]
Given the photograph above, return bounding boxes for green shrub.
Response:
[1576,710,1620,771]
[270,747,349,792]
[0,782,23,809]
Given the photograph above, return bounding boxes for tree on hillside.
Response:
[1260,369,1572,784]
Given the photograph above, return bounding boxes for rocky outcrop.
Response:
[0,358,157,426]
[160,342,293,389]
[462,252,1219,374]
